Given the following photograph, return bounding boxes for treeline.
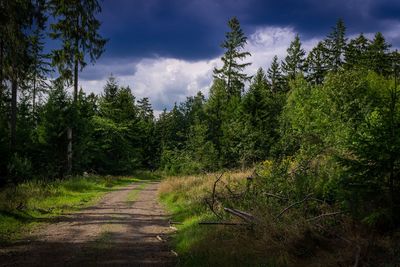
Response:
[158,18,400,228]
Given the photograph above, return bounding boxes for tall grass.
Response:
[0,175,139,242]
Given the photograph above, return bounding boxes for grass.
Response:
[0,173,154,243]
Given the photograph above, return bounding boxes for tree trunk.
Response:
[73,56,78,103]
[67,127,72,174]
[0,39,4,97]
[32,75,36,116]
[10,78,17,151]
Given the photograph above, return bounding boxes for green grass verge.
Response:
[0,174,155,243]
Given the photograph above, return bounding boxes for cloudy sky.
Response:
[76,0,400,114]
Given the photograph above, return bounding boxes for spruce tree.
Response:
[282,34,306,81]
[306,41,328,84]
[49,0,107,102]
[325,18,347,71]
[213,17,251,98]
[344,33,370,70]
[267,55,284,93]
[368,32,391,75]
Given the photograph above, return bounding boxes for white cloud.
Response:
[80,26,320,115]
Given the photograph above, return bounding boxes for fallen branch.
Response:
[199,221,248,226]
[224,207,256,224]
[276,193,313,219]
[307,211,342,222]
[264,192,288,201]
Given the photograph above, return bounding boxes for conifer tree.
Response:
[267,55,284,93]
[368,32,391,75]
[325,18,347,71]
[49,0,107,173]
[49,0,107,103]
[344,33,370,70]
[282,34,306,81]
[213,17,251,98]
[306,41,328,84]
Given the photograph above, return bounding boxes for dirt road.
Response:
[0,181,176,266]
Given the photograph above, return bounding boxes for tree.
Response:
[205,78,227,161]
[49,0,107,102]
[306,41,328,84]
[324,18,347,71]
[0,0,42,154]
[213,17,251,98]
[137,97,154,122]
[49,0,107,173]
[267,55,285,93]
[344,33,370,70]
[282,34,306,82]
[368,32,391,76]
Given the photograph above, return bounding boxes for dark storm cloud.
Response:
[96,0,400,63]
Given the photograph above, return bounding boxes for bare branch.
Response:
[307,211,342,222]
[275,193,313,219]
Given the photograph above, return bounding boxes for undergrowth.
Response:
[159,171,400,267]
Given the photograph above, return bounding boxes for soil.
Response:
[0,181,176,266]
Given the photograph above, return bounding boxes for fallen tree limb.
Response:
[307,211,342,222]
[224,207,256,223]
[275,193,313,219]
[199,221,248,226]
[264,192,288,201]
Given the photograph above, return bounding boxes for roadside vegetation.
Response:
[160,171,400,266]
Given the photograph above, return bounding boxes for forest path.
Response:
[0,181,176,266]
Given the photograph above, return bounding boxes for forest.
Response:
[0,0,400,266]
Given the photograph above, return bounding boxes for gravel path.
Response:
[0,181,176,266]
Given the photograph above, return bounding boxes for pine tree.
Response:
[368,32,391,75]
[267,55,284,93]
[205,78,227,160]
[213,17,251,98]
[344,33,370,70]
[282,34,306,81]
[325,18,347,71]
[49,0,106,173]
[306,41,328,84]
[242,68,283,162]
[49,0,107,103]
[137,97,154,122]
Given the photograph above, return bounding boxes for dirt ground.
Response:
[0,181,176,266]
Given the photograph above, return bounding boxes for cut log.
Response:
[224,207,256,223]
